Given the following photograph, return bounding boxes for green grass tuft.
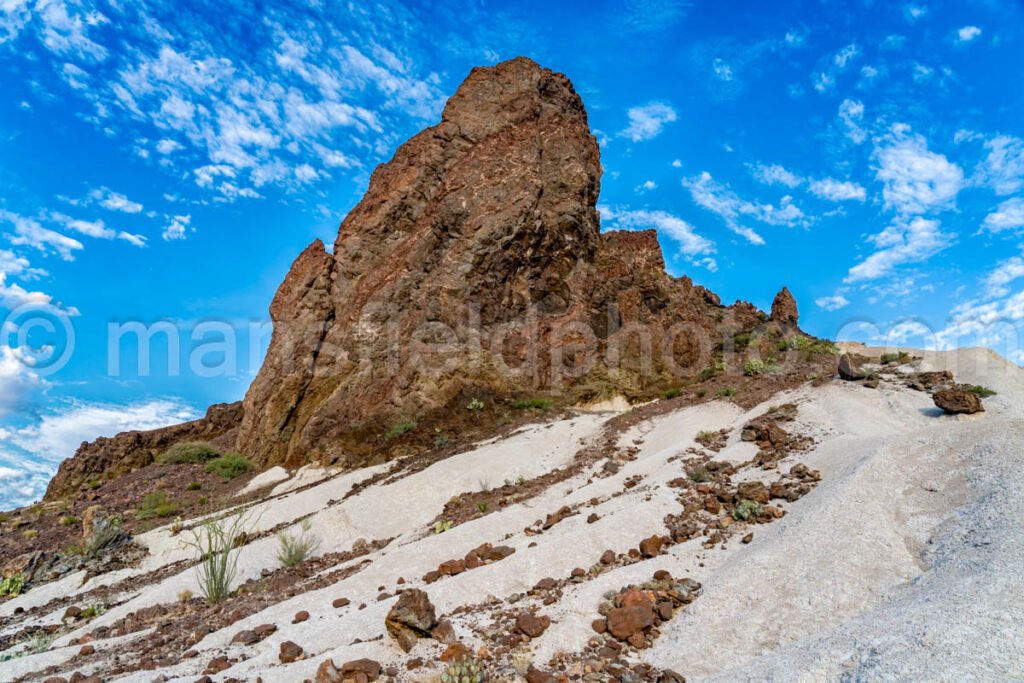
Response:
[160,441,221,465]
[203,452,253,480]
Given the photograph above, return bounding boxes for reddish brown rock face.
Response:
[236,57,755,470]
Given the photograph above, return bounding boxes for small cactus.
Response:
[440,655,488,682]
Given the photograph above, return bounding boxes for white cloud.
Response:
[834,43,860,69]
[813,71,835,93]
[978,135,1024,195]
[752,163,802,188]
[683,172,808,245]
[712,59,733,81]
[984,254,1024,298]
[12,398,199,465]
[846,217,955,282]
[620,102,678,142]
[957,26,982,43]
[635,180,657,193]
[0,346,44,419]
[0,272,54,309]
[838,99,867,144]
[163,214,191,241]
[35,0,109,62]
[156,138,184,155]
[873,129,964,214]
[816,295,851,311]
[602,207,717,271]
[809,178,867,202]
[0,0,31,45]
[0,249,46,279]
[983,197,1024,233]
[118,232,147,247]
[49,211,114,239]
[903,5,927,22]
[0,209,84,261]
[90,187,144,213]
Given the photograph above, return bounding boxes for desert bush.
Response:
[187,482,202,491]
[662,388,682,400]
[79,603,106,619]
[386,420,417,440]
[732,499,762,521]
[182,510,253,604]
[0,575,25,598]
[687,466,710,483]
[744,358,778,376]
[441,654,488,682]
[21,529,37,540]
[968,385,997,398]
[695,430,718,447]
[476,501,490,514]
[137,491,179,520]
[717,387,737,398]
[204,453,253,479]
[160,441,221,465]
[880,351,910,364]
[733,332,754,348]
[433,520,453,535]
[788,335,839,355]
[60,515,79,526]
[276,519,321,567]
[466,398,484,411]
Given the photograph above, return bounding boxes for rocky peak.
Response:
[770,287,799,326]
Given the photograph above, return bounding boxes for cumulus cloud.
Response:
[808,178,866,202]
[601,207,717,271]
[683,171,808,245]
[0,209,84,261]
[983,197,1024,233]
[0,346,44,419]
[162,214,191,241]
[833,43,860,69]
[957,26,982,43]
[13,398,199,464]
[873,129,964,214]
[91,187,144,213]
[815,295,851,311]
[752,163,802,188]
[978,135,1024,196]
[984,255,1024,299]
[846,217,955,282]
[838,99,867,144]
[620,102,678,142]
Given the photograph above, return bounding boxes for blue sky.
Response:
[0,0,1022,507]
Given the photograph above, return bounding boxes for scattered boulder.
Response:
[934,388,984,415]
[736,481,770,505]
[638,535,665,558]
[515,612,551,638]
[385,589,437,652]
[279,641,304,664]
[838,354,867,381]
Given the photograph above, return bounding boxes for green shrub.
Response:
[434,432,450,448]
[87,480,102,490]
[160,441,221,465]
[182,510,253,604]
[433,520,453,535]
[717,387,737,398]
[744,358,778,376]
[187,482,202,491]
[733,332,754,348]
[204,453,253,480]
[880,351,910,364]
[466,398,484,411]
[663,388,682,400]
[687,467,710,483]
[788,335,839,355]
[696,388,707,398]
[695,430,719,447]
[386,420,417,440]
[441,654,488,682]
[60,515,79,527]
[476,501,490,514]
[0,575,25,598]
[137,491,179,520]
[732,499,762,521]
[968,385,997,398]
[276,519,321,568]
[514,398,554,410]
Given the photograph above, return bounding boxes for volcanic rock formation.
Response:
[47,57,803,496]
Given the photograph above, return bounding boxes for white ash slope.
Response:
[0,346,1019,682]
